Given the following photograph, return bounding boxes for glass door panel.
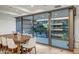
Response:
[51,9,69,49]
[34,13,49,44]
[16,17,22,33]
[22,16,33,35]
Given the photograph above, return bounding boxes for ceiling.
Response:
[0,5,70,17]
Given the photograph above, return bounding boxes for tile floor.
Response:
[36,44,73,54]
[0,43,79,54]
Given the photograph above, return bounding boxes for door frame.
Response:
[16,6,76,51]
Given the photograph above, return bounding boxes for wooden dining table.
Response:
[0,33,31,54]
[13,34,31,54]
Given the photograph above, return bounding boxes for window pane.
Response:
[34,13,49,44]
[51,9,69,49]
[52,9,69,18]
[16,17,22,33]
[22,16,33,34]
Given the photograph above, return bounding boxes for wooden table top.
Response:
[14,35,30,44]
[0,33,31,44]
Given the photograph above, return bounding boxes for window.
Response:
[22,16,33,34]
[16,17,22,33]
[51,9,69,48]
[34,13,49,44]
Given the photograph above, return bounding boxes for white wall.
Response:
[74,6,79,48]
[0,13,16,34]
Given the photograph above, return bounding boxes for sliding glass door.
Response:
[34,13,49,44]
[51,9,69,49]
[22,16,33,35]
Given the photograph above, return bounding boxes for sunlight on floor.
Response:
[36,44,73,54]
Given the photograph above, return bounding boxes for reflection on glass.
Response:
[34,13,49,44]
[16,17,22,33]
[51,9,69,49]
[22,16,33,34]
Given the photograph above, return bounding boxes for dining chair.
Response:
[17,32,21,41]
[26,34,33,37]
[0,37,2,50]
[21,37,37,54]
[7,38,18,54]
[1,37,8,53]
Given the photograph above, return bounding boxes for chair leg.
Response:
[0,44,2,51]
[34,46,37,54]
[28,47,37,54]
[4,47,7,54]
[1,46,5,54]
[27,48,32,54]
